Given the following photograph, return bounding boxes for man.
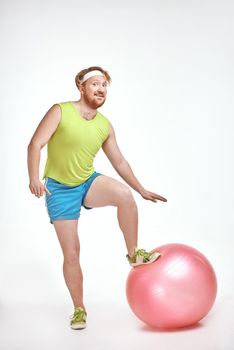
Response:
[27,66,167,330]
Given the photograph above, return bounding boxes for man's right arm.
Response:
[27,103,61,198]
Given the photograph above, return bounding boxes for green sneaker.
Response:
[70,307,87,330]
[126,247,161,267]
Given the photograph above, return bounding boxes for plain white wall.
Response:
[0,0,233,312]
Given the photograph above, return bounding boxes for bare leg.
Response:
[117,195,138,257]
[84,175,138,256]
[53,219,86,312]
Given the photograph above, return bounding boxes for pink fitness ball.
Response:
[126,243,217,329]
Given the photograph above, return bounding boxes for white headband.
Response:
[80,70,105,84]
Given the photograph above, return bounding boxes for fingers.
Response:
[152,193,167,202]
[34,188,43,198]
[29,183,51,197]
[158,196,167,202]
[148,195,158,203]
[141,189,167,203]
[149,193,167,203]
[30,186,40,198]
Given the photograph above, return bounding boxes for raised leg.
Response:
[84,175,138,256]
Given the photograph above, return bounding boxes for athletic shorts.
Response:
[44,171,103,224]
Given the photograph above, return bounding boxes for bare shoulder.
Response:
[28,103,62,148]
[107,121,115,137]
[40,103,62,127]
[46,103,61,118]
[102,121,116,147]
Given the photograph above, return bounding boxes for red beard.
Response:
[83,93,106,109]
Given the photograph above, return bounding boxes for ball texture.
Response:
[126,243,217,329]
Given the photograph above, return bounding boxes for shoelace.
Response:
[70,308,86,322]
[135,248,152,261]
[126,248,152,262]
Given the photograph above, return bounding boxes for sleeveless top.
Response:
[42,101,110,186]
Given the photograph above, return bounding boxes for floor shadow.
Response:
[139,321,203,333]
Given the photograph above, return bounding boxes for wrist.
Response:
[29,176,40,182]
[138,187,146,195]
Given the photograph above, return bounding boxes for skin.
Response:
[27,73,167,312]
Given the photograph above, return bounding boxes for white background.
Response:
[0,0,233,349]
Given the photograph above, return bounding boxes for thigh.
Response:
[53,219,80,258]
[83,175,130,208]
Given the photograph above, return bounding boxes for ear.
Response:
[79,83,85,95]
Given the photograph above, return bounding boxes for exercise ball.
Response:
[126,243,217,329]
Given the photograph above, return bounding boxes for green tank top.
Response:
[42,101,110,185]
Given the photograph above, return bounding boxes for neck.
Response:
[75,100,97,120]
[77,100,97,114]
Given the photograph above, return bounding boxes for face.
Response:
[80,75,108,109]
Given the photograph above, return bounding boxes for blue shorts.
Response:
[44,171,103,224]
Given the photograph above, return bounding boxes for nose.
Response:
[98,85,105,92]
[97,86,106,96]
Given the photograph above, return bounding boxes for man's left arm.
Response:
[102,122,167,203]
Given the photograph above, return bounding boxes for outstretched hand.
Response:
[140,189,167,203]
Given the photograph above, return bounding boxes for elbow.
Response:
[114,158,127,170]
[27,141,43,150]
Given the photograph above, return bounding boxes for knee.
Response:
[118,186,137,207]
[64,250,80,265]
